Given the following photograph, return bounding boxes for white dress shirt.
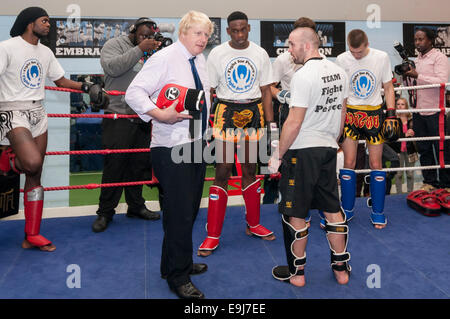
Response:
[125,40,210,148]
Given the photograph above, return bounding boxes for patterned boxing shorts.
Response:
[343,104,385,145]
[0,106,48,144]
[212,99,265,142]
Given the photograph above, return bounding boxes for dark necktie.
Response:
[189,56,207,136]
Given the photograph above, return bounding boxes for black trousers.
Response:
[413,113,450,187]
[151,140,206,289]
[97,118,152,217]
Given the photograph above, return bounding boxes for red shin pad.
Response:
[24,186,52,247]
[242,179,273,237]
[198,186,228,251]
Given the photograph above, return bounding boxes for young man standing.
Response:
[0,7,107,251]
[198,11,275,257]
[335,29,397,229]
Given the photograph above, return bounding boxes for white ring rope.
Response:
[381,82,450,93]
[393,82,450,91]
[353,82,450,175]
[355,164,450,174]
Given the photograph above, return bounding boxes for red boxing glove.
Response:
[156,83,205,113]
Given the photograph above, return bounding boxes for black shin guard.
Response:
[272,214,308,282]
[325,212,351,274]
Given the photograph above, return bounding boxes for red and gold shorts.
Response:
[212,99,265,142]
[343,104,385,145]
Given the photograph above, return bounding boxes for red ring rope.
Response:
[45,86,125,96]
[20,175,265,192]
[38,83,450,196]
[438,83,446,168]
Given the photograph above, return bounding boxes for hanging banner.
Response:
[260,21,346,58]
[44,18,177,58]
[403,23,450,57]
[208,17,222,48]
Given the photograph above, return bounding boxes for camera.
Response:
[153,32,173,50]
[393,42,415,76]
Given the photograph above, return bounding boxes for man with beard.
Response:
[0,7,108,251]
[269,27,350,287]
[92,17,162,233]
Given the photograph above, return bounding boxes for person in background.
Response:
[390,98,417,193]
[92,17,162,233]
[404,27,450,192]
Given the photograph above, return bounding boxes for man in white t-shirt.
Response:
[0,7,108,252]
[269,27,350,287]
[269,17,322,224]
[197,11,276,257]
[335,29,398,229]
[271,17,316,130]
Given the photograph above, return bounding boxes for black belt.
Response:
[217,99,261,107]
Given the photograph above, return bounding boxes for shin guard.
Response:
[198,185,228,252]
[0,147,21,174]
[272,215,308,282]
[325,212,351,274]
[370,170,387,226]
[339,169,356,221]
[24,186,52,247]
[243,179,273,237]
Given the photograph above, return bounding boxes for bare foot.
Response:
[261,234,276,241]
[197,249,213,257]
[22,239,56,252]
[333,268,349,285]
[374,224,386,230]
[289,274,306,287]
[245,227,276,241]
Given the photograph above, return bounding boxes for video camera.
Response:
[393,41,415,76]
[153,32,173,50]
[143,32,173,61]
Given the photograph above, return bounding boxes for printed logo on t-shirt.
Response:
[225,57,257,93]
[350,69,376,99]
[20,59,43,89]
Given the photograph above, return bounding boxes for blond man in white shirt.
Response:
[125,10,213,300]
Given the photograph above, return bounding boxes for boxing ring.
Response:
[0,83,449,299]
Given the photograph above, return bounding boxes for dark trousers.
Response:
[97,118,152,218]
[151,140,206,289]
[413,113,450,187]
[382,144,400,194]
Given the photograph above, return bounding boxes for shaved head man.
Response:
[288,27,320,65]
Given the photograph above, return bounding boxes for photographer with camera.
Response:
[92,17,163,233]
[403,27,450,192]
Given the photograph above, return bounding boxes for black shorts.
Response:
[212,99,265,142]
[278,147,340,218]
[343,104,384,145]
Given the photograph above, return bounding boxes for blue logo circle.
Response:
[350,69,376,99]
[225,57,257,93]
[20,59,43,89]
